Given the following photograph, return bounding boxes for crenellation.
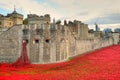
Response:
[28,14,50,26]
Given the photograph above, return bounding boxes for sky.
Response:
[0,0,120,30]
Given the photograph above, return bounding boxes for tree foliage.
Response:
[56,20,61,25]
[23,18,28,25]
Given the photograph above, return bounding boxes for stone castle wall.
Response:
[0,25,23,62]
[0,24,119,64]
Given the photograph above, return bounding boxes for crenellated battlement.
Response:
[27,14,50,25]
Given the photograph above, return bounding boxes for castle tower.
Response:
[7,7,23,25]
[0,7,23,28]
[27,14,50,26]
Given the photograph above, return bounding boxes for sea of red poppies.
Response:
[0,45,120,80]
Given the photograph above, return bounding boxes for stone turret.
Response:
[67,20,88,39]
[7,9,23,25]
[0,9,23,28]
[27,14,51,26]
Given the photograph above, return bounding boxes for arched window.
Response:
[45,39,50,43]
[35,39,39,43]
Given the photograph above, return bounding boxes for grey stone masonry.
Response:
[0,23,119,64]
[0,25,22,62]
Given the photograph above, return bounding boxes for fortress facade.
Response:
[0,14,119,64]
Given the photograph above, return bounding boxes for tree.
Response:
[56,20,61,25]
[88,29,94,33]
[23,18,28,25]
